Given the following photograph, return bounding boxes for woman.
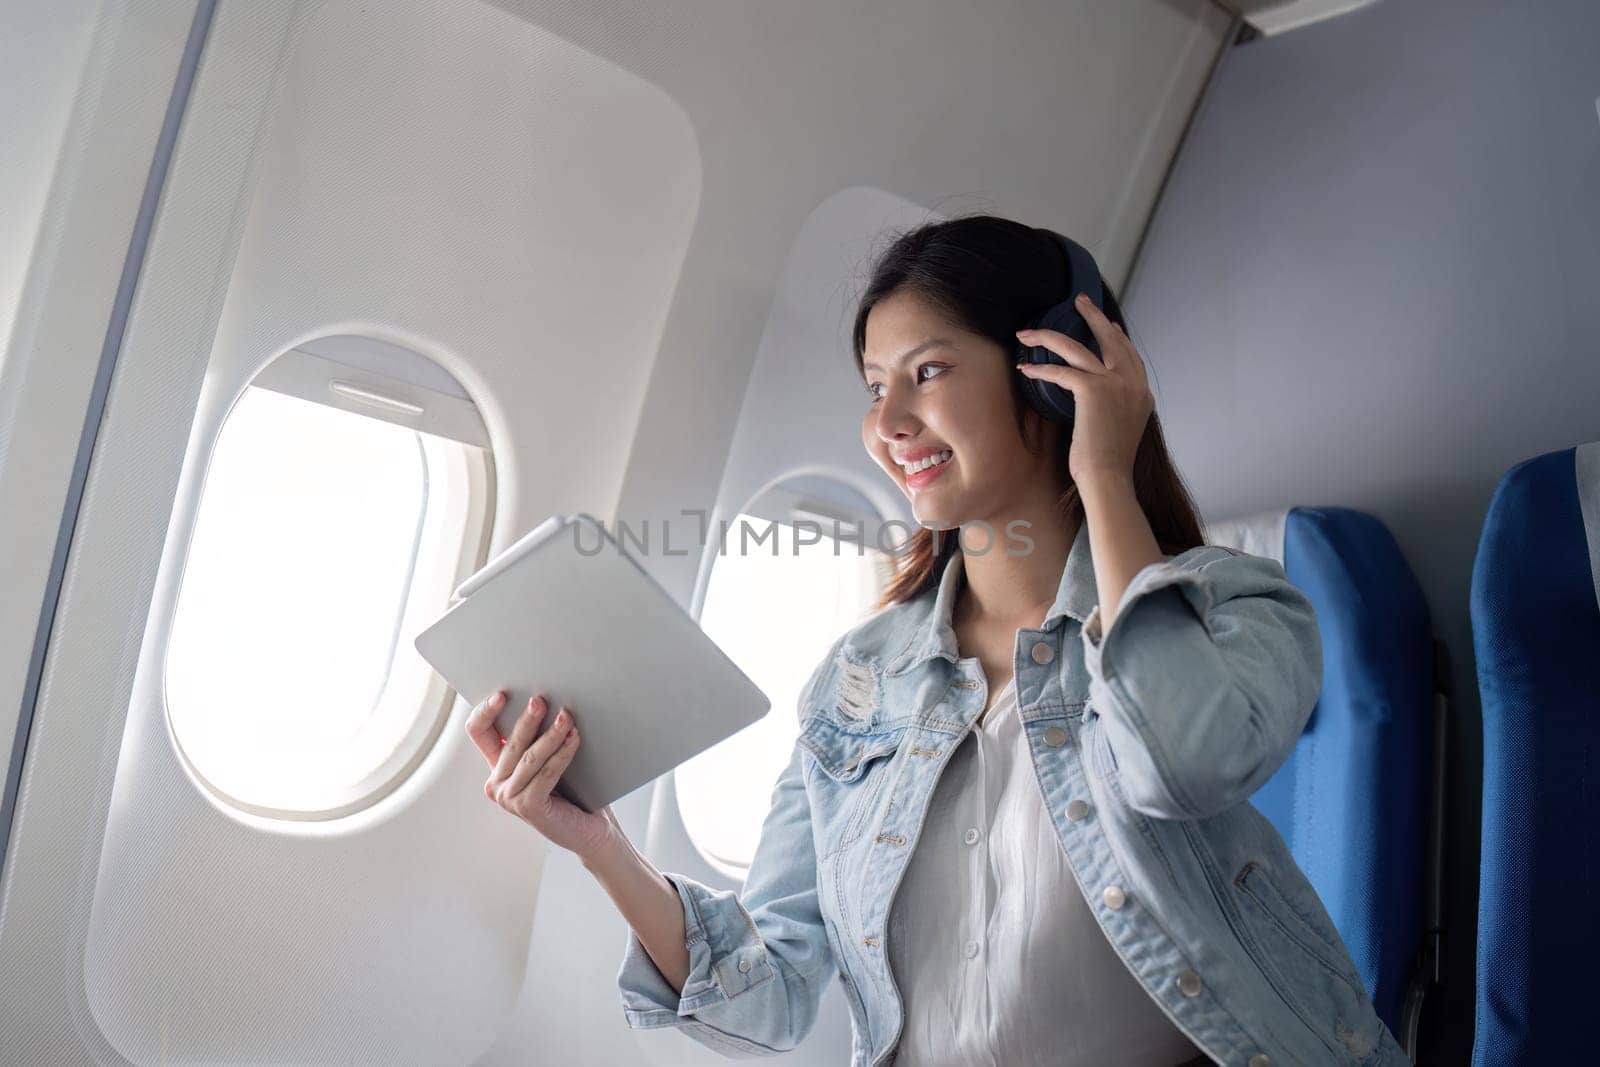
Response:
[462,215,1409,1066]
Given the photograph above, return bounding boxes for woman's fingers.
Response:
[1015,327,1103,374]
[1075,295,1148,386]
[501,708,575,799]
[489,695,549,785]
[464,690,508,766]
[521,729,579,806]
[1070,294,1123,370]
[1017,357,1091,394]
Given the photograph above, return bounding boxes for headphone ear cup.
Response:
[1018,351,1077,424]
[1016,296,1097,425]
[1018,230,1107,428]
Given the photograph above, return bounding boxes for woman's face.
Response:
[860,288,1063,532]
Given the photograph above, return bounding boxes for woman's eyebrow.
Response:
[862,337,954,373]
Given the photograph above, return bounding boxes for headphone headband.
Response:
[1045,229,1104,314]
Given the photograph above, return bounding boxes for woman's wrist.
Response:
[1075,467,1135,500]
[579,818,639,878]
[1074,466,1164,631]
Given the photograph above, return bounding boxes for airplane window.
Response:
[165,356,491,819]
[678,508,890,874]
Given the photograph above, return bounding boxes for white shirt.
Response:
[886,675,1204,1066]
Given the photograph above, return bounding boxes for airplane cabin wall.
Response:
[0,0,195,872]
[1122,0,1600,1062]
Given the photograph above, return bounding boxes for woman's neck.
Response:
[953,497,1081,632]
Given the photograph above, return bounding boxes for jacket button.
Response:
[1248,1056,1271,1067]
[1042,726,1068,747]
[963,827,981,845]
[738,958,752,973]
[1030,641,1054,664]
[1065,799,1090,821]
[843,755,859,771]
[1102,884,1126,910]
[1176,970,1202,997]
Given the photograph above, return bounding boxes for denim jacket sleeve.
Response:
[1080,544,1323,821]
[614,645,838,1056]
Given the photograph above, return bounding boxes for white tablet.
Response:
[414,513,770,813]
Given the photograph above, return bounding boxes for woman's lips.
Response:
[905,453,953,490]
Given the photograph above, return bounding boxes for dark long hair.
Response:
[851,213,1206,611]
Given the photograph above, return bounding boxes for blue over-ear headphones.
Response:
[1015,229,1106,425]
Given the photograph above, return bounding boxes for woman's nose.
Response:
[873,384,919,442]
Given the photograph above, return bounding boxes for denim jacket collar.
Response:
[889,519,1098,675]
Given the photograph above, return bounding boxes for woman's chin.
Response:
[904,479,970,532]
[909,503,963,532]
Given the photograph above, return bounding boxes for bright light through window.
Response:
[677,511,890,873]
[166,384,482,817]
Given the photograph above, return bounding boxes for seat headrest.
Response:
[1201,506,1291,564]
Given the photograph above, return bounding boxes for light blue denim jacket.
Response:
[616,520,1410,1066]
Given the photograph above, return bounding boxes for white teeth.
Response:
[902,449,952,474]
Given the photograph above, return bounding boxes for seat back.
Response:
[1469,441,1600,1064]
[1205,505,1433,1034]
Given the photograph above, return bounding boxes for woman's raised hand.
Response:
[465,691,618,861]
[1016,293,1154,487]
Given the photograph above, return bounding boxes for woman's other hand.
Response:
[1015,293,1153,487]
[465,691,617,861]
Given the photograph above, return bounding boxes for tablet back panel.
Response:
[414,514,770,812]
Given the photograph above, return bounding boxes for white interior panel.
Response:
[79,3,699,1063]
[0,0,197,850]
[0,0,102,366]
[690,186,927,618]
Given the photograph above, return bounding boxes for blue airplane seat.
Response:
[1205,505,1435,1044]
[1470,441,1600,1065]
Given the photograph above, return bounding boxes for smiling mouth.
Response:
[902,450,954,487]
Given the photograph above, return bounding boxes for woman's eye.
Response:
[867,365,946,403]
